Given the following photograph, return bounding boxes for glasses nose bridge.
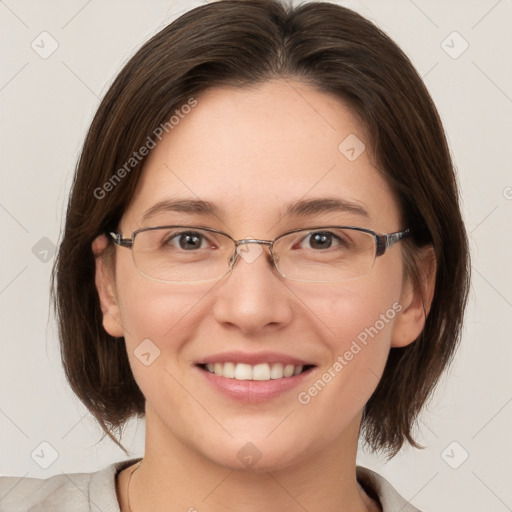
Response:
[234,238,275,254]
[235,237,273,248]
[229,237,276,268]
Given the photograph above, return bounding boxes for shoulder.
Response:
[0,458,141,512]
[357,466,422,512]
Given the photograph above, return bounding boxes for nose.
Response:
[211,242,294,336]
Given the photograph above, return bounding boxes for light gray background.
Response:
[0,1,511,510]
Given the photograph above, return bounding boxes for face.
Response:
[96,80,425,472]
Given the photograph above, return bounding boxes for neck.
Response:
[118,408,376,512]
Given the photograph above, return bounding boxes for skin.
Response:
[93,80,435,512]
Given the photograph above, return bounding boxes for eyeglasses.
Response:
[109,225,412,284]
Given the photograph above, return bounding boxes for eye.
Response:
[164,230,211,251]
[299,231,349,251]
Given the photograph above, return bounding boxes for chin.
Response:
[194,431,314,473]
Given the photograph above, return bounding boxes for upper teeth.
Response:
[205,362,304,380]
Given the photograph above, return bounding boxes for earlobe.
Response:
[391,246,437,348]
[92,234,125,338]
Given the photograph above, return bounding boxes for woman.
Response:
[0,0,469,510]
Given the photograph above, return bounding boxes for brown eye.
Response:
[162,231,209,251]
[308,232,334,250]
[298,231,349,251]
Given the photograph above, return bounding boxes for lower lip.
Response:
[196,366,314,403]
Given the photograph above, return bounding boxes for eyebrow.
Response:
[141,197,369,223]
[141,198,223,222]
[285,197,369,219]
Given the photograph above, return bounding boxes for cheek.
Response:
[118,283,193,336]
[293,283,403,435]
[304,269,404,386]
[114,278,210,421]
[113,252,209,384]
[330,296,396,383]
[313,268,403,349]
[114,249,201,335]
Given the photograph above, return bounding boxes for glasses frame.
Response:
[109,225,412,283]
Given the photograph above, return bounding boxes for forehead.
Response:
[123,80,401,234]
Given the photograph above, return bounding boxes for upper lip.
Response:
[195,351,315,366]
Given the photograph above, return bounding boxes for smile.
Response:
[201,362,313,380]
[195,352,316,403]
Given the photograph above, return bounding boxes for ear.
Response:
[391,245,436,348]
[92,234,125,338]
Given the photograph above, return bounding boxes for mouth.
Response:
[194,354,316,403]
[198,362,315,381]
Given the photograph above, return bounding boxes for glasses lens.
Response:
[273,228,376,282]
[132,227,234,282]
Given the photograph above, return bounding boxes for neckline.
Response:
[113,459,382,512]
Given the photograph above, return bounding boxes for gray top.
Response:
[0,458,420,511]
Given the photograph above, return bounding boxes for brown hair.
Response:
[52,0,470,456]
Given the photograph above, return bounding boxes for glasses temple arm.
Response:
[109,232,133,248]
[375,229,412,256]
